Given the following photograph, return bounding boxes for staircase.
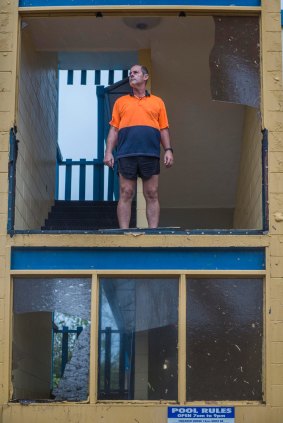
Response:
[42,200,136,231]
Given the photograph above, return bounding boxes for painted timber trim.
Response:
[7,128,18,235]
[262,129,269,232]
[11,247,266,270]
[18,0,261,6]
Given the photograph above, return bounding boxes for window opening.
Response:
[11,273,264,403]
[98,278,179,400]
[12,14,265,232]
[186,277,263,401]
[12,278,91,401]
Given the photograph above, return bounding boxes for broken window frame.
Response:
[7,10,268,236]
[11,276,92,402]
[10,270,266,404]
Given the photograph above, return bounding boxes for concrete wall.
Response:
[15,30,58,230]
[233,106,263,229]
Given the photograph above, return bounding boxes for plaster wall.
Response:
[12,312,52,399]
[233,106,263,229]
[15,30,58,229]
[134,331,148,399]
[153,17,245,212]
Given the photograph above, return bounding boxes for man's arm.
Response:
[103,126,119,168]
[160,128,174,168]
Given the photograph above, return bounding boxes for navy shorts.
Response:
[118,156,160,180]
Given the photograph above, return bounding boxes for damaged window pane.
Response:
[186,278,263,401]
[98,278,178,400]
[210,16,260,108]
[12,278,91,401]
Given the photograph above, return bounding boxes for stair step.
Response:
[42,200,136,230]
[53,200,119,207]
[48,210,119,218]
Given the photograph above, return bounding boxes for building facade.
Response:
[0,0,283,422]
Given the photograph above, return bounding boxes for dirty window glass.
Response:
[210,16,260,108]
[12,277,91,401]
[186,278,263,401]
[98,278,178,400]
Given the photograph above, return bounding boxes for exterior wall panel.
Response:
[0,0,283,422]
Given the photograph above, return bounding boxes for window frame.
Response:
[8,10,267,236]
[10,269,266,405]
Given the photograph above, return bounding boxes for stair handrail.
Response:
[56,158,105,201]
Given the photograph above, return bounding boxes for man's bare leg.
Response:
[143,175,160,228]
[117,175,136,229]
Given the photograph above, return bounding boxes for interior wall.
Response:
[15,30,58,230]
[233,107,262,229]
[151,17,245,228]
[159,208,233,229]
[134,331,148,399]
[12,312,52,399]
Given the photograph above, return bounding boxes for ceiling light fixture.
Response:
[123,17,161,31]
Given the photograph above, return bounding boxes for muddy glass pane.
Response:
[12,278,91,401]
[98,278,178,400]
[186,278,263,401]
[210,16,260,108]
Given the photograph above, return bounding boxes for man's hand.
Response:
[164,150,174,168]
[103,151,115,168]
[103,126,118,168]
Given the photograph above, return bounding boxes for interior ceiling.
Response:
[23,15,246,209]
[24,16,170,51]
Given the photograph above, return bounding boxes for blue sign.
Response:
[168,407,235,423]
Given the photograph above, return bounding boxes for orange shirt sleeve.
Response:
[158,99,169,129]
[109,99,121,128]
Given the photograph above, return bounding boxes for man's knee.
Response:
[143,186,158,201]
[120,185,135,201]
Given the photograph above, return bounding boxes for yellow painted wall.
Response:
[262,0,283,420]
[233,106,263,229]
[0,0,18,410]
[15,30,58,229]
[0,0,283,422]
[264,2,283,423]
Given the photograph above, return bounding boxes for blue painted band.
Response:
[19,0,261,6]
[11,247,265,270]
[281,10,283,27]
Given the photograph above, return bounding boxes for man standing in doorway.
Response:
[103,64,174,229]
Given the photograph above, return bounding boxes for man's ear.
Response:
[144,73,149,82]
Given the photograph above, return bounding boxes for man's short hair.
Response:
[140,65,149,76]
[131,64,149,76]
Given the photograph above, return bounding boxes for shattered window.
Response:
[186,278,263,401]
[98,278,179,400]
[12,277,91,401]
[210,16,260,108]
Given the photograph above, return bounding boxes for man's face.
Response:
[129,65,148,88]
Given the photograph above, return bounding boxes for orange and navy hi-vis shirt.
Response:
[109,93,169,159]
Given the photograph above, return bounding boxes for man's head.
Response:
[129,64,149,88]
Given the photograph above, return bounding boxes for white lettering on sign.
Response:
[168,406,235,423]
